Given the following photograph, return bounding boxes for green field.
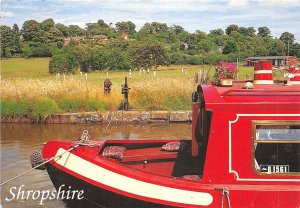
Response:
[1,58,258,119]
[1,58,255,84]
[1,58,51,78]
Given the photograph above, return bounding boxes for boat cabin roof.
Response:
[201,84,300,104]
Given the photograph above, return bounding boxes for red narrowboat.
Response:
[37,63,300,208]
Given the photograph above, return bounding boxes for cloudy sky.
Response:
[1,0,300,41]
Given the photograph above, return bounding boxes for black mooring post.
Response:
[122,77,130,111]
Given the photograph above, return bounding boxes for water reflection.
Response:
[1,123,191,208]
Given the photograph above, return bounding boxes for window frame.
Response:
[252,120,300,176]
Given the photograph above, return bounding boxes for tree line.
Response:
[1,18,299,73]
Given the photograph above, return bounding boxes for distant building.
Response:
[63,36,85,45]
[121,33,128,40]
[92,35,108,42]
[245,56,295,66]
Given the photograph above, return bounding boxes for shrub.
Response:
[31,44,51,57]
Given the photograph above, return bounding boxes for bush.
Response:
[31,44,51,57]
[49,53,77,74]
[170,52,192,65]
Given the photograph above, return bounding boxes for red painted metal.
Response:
[290,66,300,83]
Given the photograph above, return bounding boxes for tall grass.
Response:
[130,78,194,110]
[0,77,123,118]
[0,77,196,118]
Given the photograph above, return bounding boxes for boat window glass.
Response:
[253,122,300,174]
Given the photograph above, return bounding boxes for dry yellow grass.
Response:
[0,76,196,116]
[130,77,195,110]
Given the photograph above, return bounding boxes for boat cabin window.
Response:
[253,121,300,174]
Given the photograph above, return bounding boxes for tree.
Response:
[86,23,102,36]
[129,40,169,71]
[73,44,91,72]
[12,24,21,54]
[0,25,13,57]
[225,24,239,35]
[238,27,255,36]
[46,27,64,44]
[68,25,85,36]
[90,47,109,70]
[290,43,300,58]
[115,21,136,36]
[137,22,169,37]
[97,19,110,28]
[21,42,32,58]
[209,29,224,36]
[196,39,217,53]
[223,40,238,54]
[107,49,132,70]
[268,39,286,56]
[105,39,129,51]
[86,21,115,37]
[279,32,295,44]
[41,18,55,31]
[257,27,271,37]
[170,25,185,35]
[55,23,69,37]
[21,20,41,41]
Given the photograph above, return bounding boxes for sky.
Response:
[1,0,300,42]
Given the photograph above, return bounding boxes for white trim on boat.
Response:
[253,80,274,84]
[54,148,213,206]
[254,70,273,74]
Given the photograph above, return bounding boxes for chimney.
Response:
[253,60,273,84]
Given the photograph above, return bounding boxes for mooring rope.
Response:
[215,187,231,208]
[0,145,79,186]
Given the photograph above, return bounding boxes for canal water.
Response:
[0,123,192,208]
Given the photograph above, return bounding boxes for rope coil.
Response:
[77,130,100,147]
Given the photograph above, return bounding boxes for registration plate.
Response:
[260,165,289,173]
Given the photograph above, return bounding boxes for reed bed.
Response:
[0,77,196,118]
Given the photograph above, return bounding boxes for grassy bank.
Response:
[0,77,194,119]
